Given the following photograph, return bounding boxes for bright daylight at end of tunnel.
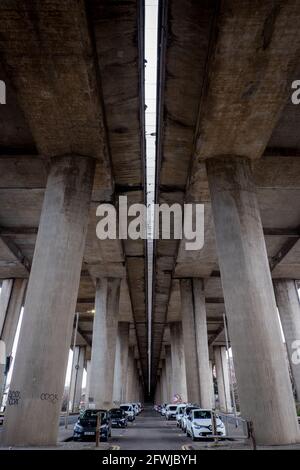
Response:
[1,0,300,463]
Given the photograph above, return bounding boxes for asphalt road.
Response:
[109,407,191,450]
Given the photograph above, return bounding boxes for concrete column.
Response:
[69,346,85,412]
[180,279,200,404]
[209,360,216,408]
[113,322,129,405]
[2,155,95,446]
[155,376,162,404]
[88,278,121,409]
[0,279,27,402]
[206,156,300,445]
[165,345,172,403]
[161,360,168,404]
[274,279,300,401]
[126,346,135,402]
[214,346,231,413]
[169,322,187,402]
[193,278,212,408]
[84,360,91,408]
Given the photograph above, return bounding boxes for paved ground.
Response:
[108,407,191,450]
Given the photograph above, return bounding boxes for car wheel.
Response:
[101,435,108,442]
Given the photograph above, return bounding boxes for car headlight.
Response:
[217,422,225,428]
[74,424,83,432]
[193,424,202,429]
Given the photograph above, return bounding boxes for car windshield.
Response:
[169,406,177,411]
[81,410,105,420]
[111,410,124,418]
[185,407,196,415]
[120,405,130,411]
[193,410,211,420]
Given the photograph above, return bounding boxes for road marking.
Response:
[110,445,120,450]
[181,444,192,450]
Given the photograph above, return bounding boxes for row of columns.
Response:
[0,155,143,447]
[154,156,300,445]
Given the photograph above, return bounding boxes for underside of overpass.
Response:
[0,0,300,448]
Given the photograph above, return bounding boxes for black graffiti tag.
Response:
[40,393,58,405]
[8,390,20,405]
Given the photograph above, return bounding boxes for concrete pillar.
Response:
[206,156,300,445]
[155,376,162,404]
[161,360,168,404]
[113,322,129,405]
[126,346,135,402]
[274,279,300,401]
[0,279,27,402]
[2,155,95,446]
[169,322,187,402]
[165,345,172,403]
[88,278,121,409]
[193,279,212,408]
[84,360,91,408]
[180,279,200,404]
[69,346,85,412]
[209,360,216,408]
[214,346,231,413]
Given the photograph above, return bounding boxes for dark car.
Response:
[73,409,111,441]
[109,408,128,428]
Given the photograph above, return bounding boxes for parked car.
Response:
[160,403,167,416]
[181,405,199,431]
[175,404,186,427]
[73,409,111,441]
[120,403,135,422]
[165,404,178,420]
[186,409,226,440]
[109,408,128,428]
[132,403,140,415]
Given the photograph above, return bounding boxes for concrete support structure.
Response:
[206,156,300,445]
[2,155,95,446]
[165,345,172,403]
[161,360,168,404]
[88,278,121,409]
[126,346,135,402]
[274,280,300,401]
[0,279,27,402]
[69,346,85,412]
[209,360,215,408]
[169,322,187,402]
[155,375,162,404]
[214,346,231,413]
[113,322,130,405]
[180,279,200,403]
[84,360,91,408]
[193,279,212,408]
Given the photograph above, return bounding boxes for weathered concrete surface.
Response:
[193,279,212,408]
[113,322,130,405]
[88,278,121,409]
[274,279,300,402]
[207,156,300,445]
[69,346,85,413]
[1,155,95,446]
[214,346,231,413]
[180,279,200,403]
[169,322,187,402]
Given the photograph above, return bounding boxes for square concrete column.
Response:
[84,360,91,408]
[69,346,85,412]
[165,345,172,403]
[209,360,216,408]
[274,279,300,402]
[193,279,212,408]
[88,277,121,409]
[155,376,162,404]
[2,155,95,446]
[0,279,27,402]
[180,279,201,404]
[113,322,129,405]
[214,346,232,413]
[169,322,187,402]
[206,156,300,445]
[161,360,168,404]
[125,346,135,402]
